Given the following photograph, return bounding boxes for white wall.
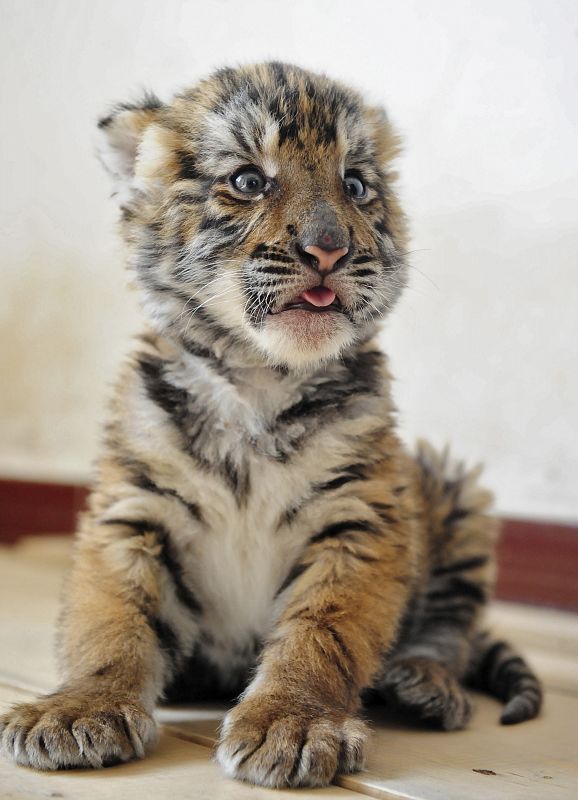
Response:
[1,0,577,521]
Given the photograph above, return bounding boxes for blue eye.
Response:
[344,172,367,200]
[232,168,267,194]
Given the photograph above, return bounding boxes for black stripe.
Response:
[499,666,535,695]
[422,607,477,625]
[310,519,377,545]
[493,656,530,695]
[276,563,309,597]
[315,463,367,492]
[371,502,398,525]
[174,191,204,206]
[427,577,487,605]
[433,555,490,577]
[342,350,383,392]
[510,688,541,712]
[279,395,331,423]
[198,218,244,239]
[140,279,174,295]
[353,552,380,563]
[183,342,214,360]
[131,470,203,523]
[138,354,250,497]
[102,518,202,614]
[157,531,204,614]
[279,351,382,426]
[326,625,355,670]
[477,640,509,688]
[199,214,234,231]
[254,252,296,264]
[223,454,250,504]
[515,683,541,696]
[147,614,181,664]
[98,92,163,130]
[138,355,192,429]
[420,614,469,631]
[278,386,350,423]
[443,507,471,526]
[178,337,233,382]
[278,115,300,148]
[255,264,296,275]
[325,625,355,684]
[315,474,360,492]
[374,217,392,238]
[102,517,160,534]
[137,353,213,463]
[231,126,252,154]
[177,150,202,181]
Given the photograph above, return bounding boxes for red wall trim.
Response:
[495,519,578,611]
[1,479,577,611]
[0,479,89,542]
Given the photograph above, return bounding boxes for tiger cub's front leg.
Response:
[0,515,194,769]
[217,493,418,789]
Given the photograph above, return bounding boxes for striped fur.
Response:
[467,632,543,725]
[373,442,541,730]
[0,63,540,787]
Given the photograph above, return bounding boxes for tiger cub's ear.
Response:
[96,92,164,204]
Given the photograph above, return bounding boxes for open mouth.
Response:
[270,286,343,314]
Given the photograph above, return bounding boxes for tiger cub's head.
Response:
[97,63,408,370]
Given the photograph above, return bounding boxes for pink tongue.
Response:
[300,287,336,307]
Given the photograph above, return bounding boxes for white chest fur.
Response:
[115,343,383,673]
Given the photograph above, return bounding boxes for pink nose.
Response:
[304,245,349,274]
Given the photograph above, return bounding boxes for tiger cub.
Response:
[0,63,541,788]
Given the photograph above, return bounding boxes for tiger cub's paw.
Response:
[216,692,368,788]
[377,656,472,731]
[0,688,158,770]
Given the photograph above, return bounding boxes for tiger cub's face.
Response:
[97,63,408,369]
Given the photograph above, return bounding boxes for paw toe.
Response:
[2,723,29,766]
[72,714,127,768]
[26,719,84,770]
[217,712,268,778]
[296,721,340,787]
[338,716,368,773]
[121,705,158,759]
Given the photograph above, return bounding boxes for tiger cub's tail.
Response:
[467,631,543,724]
[415,440,543,725]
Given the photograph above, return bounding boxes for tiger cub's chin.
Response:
[253,307,356,368]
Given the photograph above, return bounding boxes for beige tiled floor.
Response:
[1,536,577,799]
